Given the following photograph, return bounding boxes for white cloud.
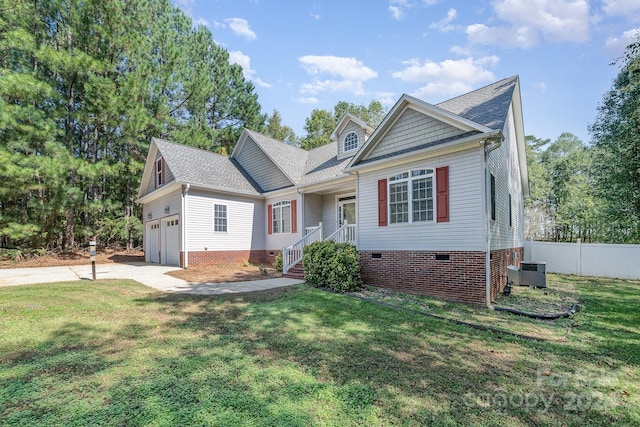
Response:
[535,81,547,91]
[301,80,368,96]
[310,13,321,20]
[228,51,271,88]
[430,8,457,32]
[392,56,499,99]
[298,55,377,97]
[605,28,640,55]
[374,91,397,106]
[298,97,320,104]
[299,55,377,80]
[225,18,257,40]
[601,0,640,18]
[450,45,471,56]
[466,23,540,48]
[389,5,404,20]
[389,0,411,20]
[466,0,590,48]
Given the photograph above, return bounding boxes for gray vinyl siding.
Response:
[357,148,486,252]
[489,104,525,250]
[265,193,302,250]
[337,121,366,160]
[186,189,264,252]
[236,137,292,191]
[303,193,323,229]
[367,108,467,160]
[145,150,175,196]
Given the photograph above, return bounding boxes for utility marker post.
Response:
[89,239,97,281]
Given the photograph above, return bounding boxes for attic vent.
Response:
[371,253,382,259]
[435,254,450,261]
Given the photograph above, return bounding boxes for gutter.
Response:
[182,184,190,269]
[484,133,504,309]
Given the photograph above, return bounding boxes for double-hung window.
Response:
[272,201,291,233]
[214,204,227,232]
[388,169,434,224]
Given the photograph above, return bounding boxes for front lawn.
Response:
[1,275,638,426]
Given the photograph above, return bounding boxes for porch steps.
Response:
[284,262,305,280]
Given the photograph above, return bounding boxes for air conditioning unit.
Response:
[520,261,547,288]
[507,265,521,286]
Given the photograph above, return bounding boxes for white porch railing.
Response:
[283,223,323,274]
[325,223,357,245]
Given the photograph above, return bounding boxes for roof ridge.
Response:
[244,128,308,154]
[153,137,229,159]
[436,75,518,106]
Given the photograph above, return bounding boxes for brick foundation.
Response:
[180,250,279,268]
[359,247,523,306]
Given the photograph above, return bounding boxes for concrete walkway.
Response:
[0,262,303,295]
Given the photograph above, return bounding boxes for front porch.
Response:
[282,221,357,276]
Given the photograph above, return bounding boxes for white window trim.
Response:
[388,168,435,225]
[336,193,356,227]
[213,203,228,233]
[156,158,163,187]
[272,200,291,234]
[343,131,358,152]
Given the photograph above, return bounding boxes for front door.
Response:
[337,195,356,227]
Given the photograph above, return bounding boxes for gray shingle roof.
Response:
[436,75,518,131]
[153,138,262,195]
[243,129,309,182]
[147,76,518,195]
[300,141,352,185]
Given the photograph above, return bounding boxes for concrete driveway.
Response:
[0,262,302,295]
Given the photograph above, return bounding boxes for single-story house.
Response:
[136,75,529,306]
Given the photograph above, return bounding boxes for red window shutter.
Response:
[378,179,388,227]
[436,166,449,222]
[161,157,165,185]
[291,199,297,233]
[267,204,273,235]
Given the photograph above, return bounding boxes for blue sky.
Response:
[174,0,640,144]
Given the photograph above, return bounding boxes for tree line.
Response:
[1,0,638,252]
[526,38,640,243]
[0,0,387,252]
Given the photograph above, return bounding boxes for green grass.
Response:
[0,275,638,426]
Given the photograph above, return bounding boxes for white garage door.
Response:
[146,221,160,263]
[163,216,180,266]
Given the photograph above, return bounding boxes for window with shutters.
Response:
[272,201,291,233]
[388,169,434,224]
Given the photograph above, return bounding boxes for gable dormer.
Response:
[331,113,374,161]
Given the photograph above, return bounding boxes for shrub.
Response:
[303,240,362,292]
[274,252,283,272]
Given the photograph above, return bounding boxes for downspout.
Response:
[182,183,190,269]
[355,171,359,248]
[484,133,503,309]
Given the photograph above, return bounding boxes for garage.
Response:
[145,221,160,263]
[162,216,180,266]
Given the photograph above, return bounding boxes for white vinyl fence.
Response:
[524,240,640,280]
